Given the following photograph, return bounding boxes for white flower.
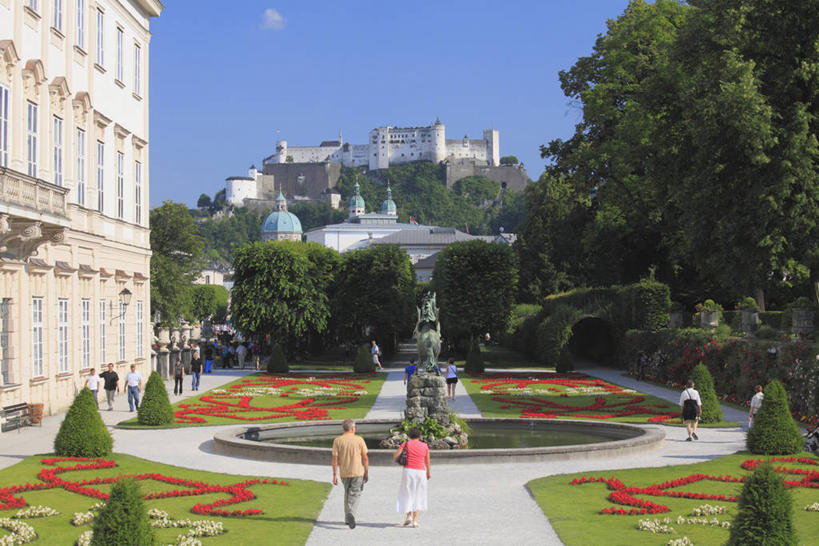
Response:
[690,504,726,516]
[13,505,59,519]
[805,502,819,512]
[75,530,93,546]
[0,518,37,544]
[71,511,95,526]
[667,538,694,546]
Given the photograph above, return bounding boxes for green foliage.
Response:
[196,193,212,210]
[267,343,289,374]
[288,201,346,232]
[91,478,154,546]
[197,207,263,266]
[54,388,112,457]
[137,372,173,426]
[231,241,340,353]
[738,296,759,310]
[691,363,723,424]
[150,201,204,325]
[747,380,804,455]
[727,463,797,546]
[452,176,500,206]
[392,417,447,440]
[449,411,472,434]
[332,245,415,356]
[432,240,518,347]
[500,155,519,166]
[188,284,229,323]
[537,304,583,367]
[465,338,484,374]
[353,344,374,373]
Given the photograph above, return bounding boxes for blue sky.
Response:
[148,1,632,207]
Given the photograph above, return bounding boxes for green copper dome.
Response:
[262,191,302,234]
[381,185,396,214]
[349,182,365,210]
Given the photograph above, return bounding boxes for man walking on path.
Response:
[190,350,203,391]
[85,368,101,408]
[332,419,369,529]
[679,379,702,441]
[99,363,119,411]
[125,364,143,412]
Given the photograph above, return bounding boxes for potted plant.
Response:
[695,299,722,330]
[156,324,171,345]
[788,296,815,336]
[737,296,760,334]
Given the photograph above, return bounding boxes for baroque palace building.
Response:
[0,0,163,422]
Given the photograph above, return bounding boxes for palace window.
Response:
[134,160,142,224]
[136,300,143,358]
[133,44,141,95]
[76,0,85,49]
[96,8,104,66]
[81,299,91,368]
[27,102,38,178]
[58,298,69,373]
[0,85,8,167]
[118,301,125,361]
[96,141,104,212]
[99,300,105,363]
[53,116,63,186]
[116,151,124,219]
[76,128,86,205]
[116,27,123,82]
[1,299,11,384]
[32,297,44,377]
[53,0,62,32]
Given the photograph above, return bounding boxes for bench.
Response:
[1,402,42,432]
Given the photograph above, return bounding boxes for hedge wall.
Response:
[619,329,819,421]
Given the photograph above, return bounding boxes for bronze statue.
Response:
[414,292,442,374]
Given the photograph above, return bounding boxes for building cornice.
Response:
[134,0,164,18]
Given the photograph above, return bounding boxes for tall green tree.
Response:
[188,284,229,323]
[432,240,518,349]
[150,201,204,325]
[331,245,415,356]
[230,241,339,354]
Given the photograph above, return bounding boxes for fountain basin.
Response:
[212,418,664,465]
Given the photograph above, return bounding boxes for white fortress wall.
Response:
[226,177,256,206]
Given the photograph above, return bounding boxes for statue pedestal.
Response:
[405,374,449,425]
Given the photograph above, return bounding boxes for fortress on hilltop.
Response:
[225,119,528,207]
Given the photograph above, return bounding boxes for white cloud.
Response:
[261,8,285,31]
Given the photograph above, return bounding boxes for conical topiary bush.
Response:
[465,337,484,374]
[91,478,154,546]
[54,387,112,457]
[727,463,797,545]
[747,379,803,454]
[691,362,722,423]
[353,344,374,373]
[137,371,174,426]
[267,342,289,374]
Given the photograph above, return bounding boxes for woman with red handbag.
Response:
[393,427,431,528]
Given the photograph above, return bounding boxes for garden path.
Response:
[0,358,752,545]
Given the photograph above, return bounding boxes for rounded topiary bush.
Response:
[267,343,289,374]
[91,478,154,546]
[727,463,797,545]
[353,344,374,373]
[691,362,722,423]
[747,379,803,454]
[465,337,484,374]
[137,371,173,426]
[54,387,112,457]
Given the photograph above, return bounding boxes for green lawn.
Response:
[461,371,685,423]
[0,453,329,545]
[528,452,819,545]
[119,372,385,428]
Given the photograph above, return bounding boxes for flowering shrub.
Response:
[75,530,92,546]
[173,373,376,425]
[571,456,819,516]
[468,372,678,421]
[804,502,819,511]
[12,505,58,518]
[71,511,94,526]
[637,517,674,533]
[667,538,693,546]
[0,457,288,519]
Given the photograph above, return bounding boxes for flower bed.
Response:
[529,452,819,545]
[0,453,330,545]
[463,371,679,422]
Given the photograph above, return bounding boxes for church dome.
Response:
[381,184,397,215]
[349,181,365,210]
[262,191,302,236]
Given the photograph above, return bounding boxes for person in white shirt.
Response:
[85,368,101,408]
[125,365,143,412]
[679,379,702,441]
[749,384,764,428]
[371,340,383,370]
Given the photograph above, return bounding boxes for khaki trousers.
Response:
[341,476,364,519]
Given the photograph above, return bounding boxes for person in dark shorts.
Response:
[445,357,458,400]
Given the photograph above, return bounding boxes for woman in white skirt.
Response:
[393,427,431,528]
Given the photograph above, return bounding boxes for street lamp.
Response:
[110,288,132,321]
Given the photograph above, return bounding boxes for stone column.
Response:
[405,373,449,425]
[156,344,169,379]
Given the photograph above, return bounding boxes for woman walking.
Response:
[445,358,458,400]
[393,427,431,528]
[173,358,185,396]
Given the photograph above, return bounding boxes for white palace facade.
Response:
[0,0,163,422]
[264,119,500,171]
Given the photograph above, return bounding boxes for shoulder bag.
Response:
[396,441,408,466]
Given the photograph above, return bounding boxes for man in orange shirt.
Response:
[332,419,369,529]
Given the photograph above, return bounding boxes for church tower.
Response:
[349,182,366,218]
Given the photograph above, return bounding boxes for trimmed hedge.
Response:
[267,343,289,374]
[353,344,374,373]
[91,478,154,546]
[691,363,722,423]
[465,338,484,374]
[137,371,173,426]
[747,380,804,455]
[54,388,112,457]
[727,463,797,545]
